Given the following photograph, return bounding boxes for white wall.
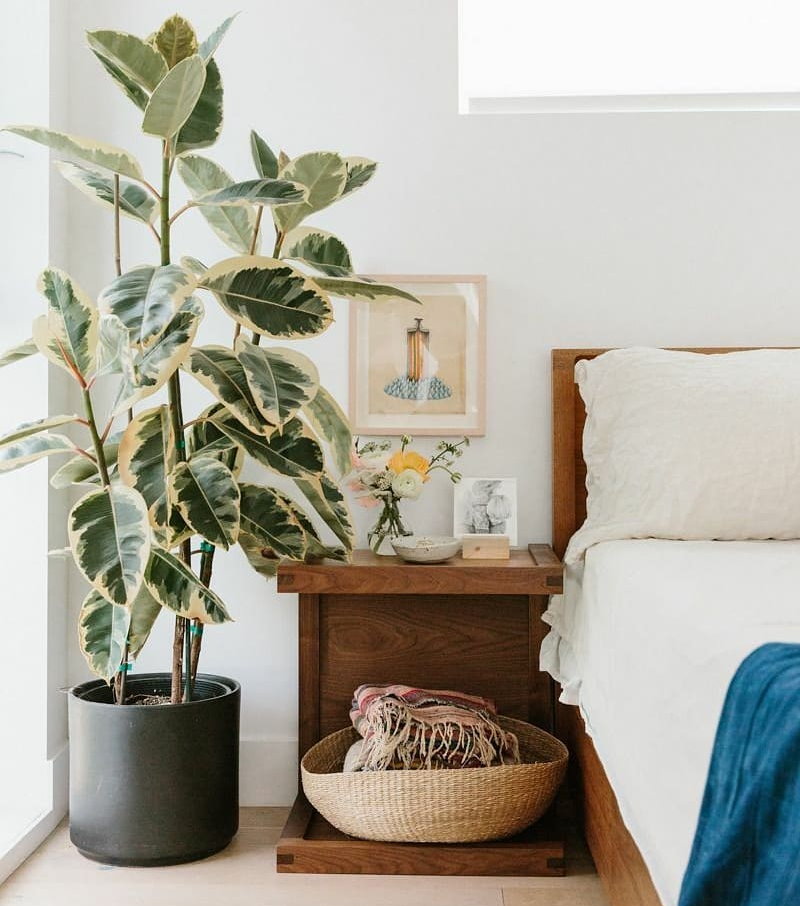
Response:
[60,0,800,804]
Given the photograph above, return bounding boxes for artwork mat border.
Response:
[452,476,518,546]
[348,274,487,436]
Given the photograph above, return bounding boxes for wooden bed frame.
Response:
[551,347,758,906]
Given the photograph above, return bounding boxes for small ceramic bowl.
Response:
[391,535,462,563]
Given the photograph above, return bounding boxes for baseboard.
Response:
[0,743,68,883]
[239,737,298,806]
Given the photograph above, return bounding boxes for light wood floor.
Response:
[0,809,609,906]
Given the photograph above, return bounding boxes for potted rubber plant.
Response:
[0,12,419,866]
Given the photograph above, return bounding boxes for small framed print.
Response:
[453,477,518,546]
[349,275,486,436]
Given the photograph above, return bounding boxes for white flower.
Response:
[391,468,424,499]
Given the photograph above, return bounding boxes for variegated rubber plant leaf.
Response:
[282,226,353,277]
[295,473,354,551]
[2,126,144,180]
[237,482,306,559]
[187,406,243,476]
[235,338,319,430]
[175,58,223,155]
[302,386,352,476]
[340,156,377,197]
[0,338,37,369]
[98,264,196,347]
[56,162,157,224]
[33,268,99,379]
[199,256,333,338]
[273,152,347,234]
[183,345,270,436]
[198,15,238,61]
[142,54,206,139]
[154,15,198,68]
[250,129,278,179]
[144,547,231,624]
[51,432,122,489]
[85,30,167,92]
[177,155,258,254]
[128,584,163,658]
[68,484,151,607]
[113,296,203,414]
[196,178,305,207]
[117,405,175,543]
[78,590,130,682]
[210,409,324,479]
[170,455,240,549]
[0,416,78,474]
[313,277,423,305]
[95,314,135,380]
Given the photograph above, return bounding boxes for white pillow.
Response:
[565,347,800,563]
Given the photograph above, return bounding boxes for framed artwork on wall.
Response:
[349,275,486,436]
[453,477,518,546]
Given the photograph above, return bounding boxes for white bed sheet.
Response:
[541,539,800,906]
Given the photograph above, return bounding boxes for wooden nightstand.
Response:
[275,544,564,876]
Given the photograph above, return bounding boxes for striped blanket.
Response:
[349,684,521,771]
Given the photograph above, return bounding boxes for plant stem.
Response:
[113,174,122,277]
[160,139,192,705]
[82,388,111,486]
[249,207,263,255]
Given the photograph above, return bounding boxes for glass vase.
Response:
[368,496,411,555]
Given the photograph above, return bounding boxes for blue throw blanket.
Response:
[679,643,800,906]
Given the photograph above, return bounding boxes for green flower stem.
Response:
[368,494,409,553]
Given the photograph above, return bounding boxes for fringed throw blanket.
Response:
[678,643,800,906]
[349,684,521,771]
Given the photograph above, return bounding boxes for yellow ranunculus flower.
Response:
[387,449,430,480]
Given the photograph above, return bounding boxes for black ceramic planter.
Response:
[68,673,240,866]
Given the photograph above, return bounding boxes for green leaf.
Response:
[0,415,78,447]
[250,130,278,179]
[199,15,238,60]
[283,226,353,277]
[144,547,231,624]
[69,485,151,606]
[295,474,354,550]
[94,313,135,380]
[313,277,423,305]
[86,30,167,92]
[197,177,305,207]
[142,55,206,139]
[128,584,163,658]
[199,256,333,338]
[238,483,305,559]
[187,406,242,476]
[34,268,98,378]
[154,14,198,68]
[341,156,377,197]
[177,154,257,254]
[3,126,144,180]
[78,591,130,682]
[170,455,240,549]
[175,58,223,155]
[274,152,347,233]
[0,338,37,369]
[211,410,323,478]
[181,256,208,277]
[184,345,269,435]
[91,51,148,110]
[99,264,196,347]
[51,437,120,489]
[55,161,157,223]
[303,386,352,475]
[235,338,319,428]
[284,497,347,562]
[0,433,75,473]
[114,297,203,414]
[237,532,279,577]
[117,405,175,541]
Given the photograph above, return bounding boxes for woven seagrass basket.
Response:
[301,715,568,843]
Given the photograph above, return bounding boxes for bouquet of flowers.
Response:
[349,435,468,554]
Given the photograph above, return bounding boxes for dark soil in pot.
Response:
[68,673,240,866]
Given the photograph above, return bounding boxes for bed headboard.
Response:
[551,347,766,559]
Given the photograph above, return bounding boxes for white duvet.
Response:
[541,539,800,906]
